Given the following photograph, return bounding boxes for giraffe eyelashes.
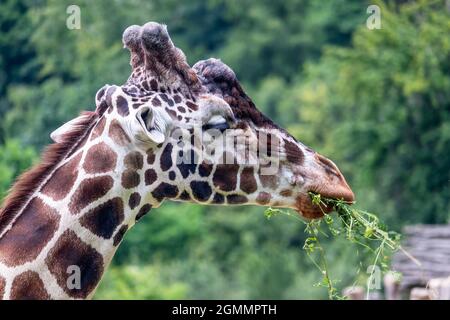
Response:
[202,115,230,132]
[202,122,229,132]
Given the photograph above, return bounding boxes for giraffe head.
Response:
[53,22,354,219]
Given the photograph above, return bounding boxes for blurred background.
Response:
[0,0,449,299]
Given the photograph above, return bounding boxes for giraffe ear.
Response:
[50,114,91,143]
[137,107,171,144]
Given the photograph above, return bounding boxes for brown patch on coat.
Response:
[150,79,158,91]
[0,197,59,267]
[178,191,191,201]
[80,197,124,239]
[41,153,82,201]
[146,149,156,164]
[284,139,304,165]
[142,80,150,91]
[151,97,161,106]
[128,192,141,210]
[46,230,104,299]
[10,271,50,300]
[83,142,117,174]
[258,173,279,189]
[173,95,182,103]
[0,111,97,237]
[135,204,152,222]
[186,101,198,111]
[121,170,140,189]
[124,151,144,170]
[90,116,106,140]
[113,225,128,246]
[256,192,271,205]
[212,193,225,204]
[213,164,239,192]
[160,143,173,171]
[151,182,179,202]
[226,194,248,204]
[165,108,177,120]
[240,167,257,194]
[198,161,213,177]
[116,95,129,117]
[69,176,114,214]
[144,169,157,185]
[0,276,5,299]
[190,181,212,202]
[280,189,293,197]
[160,93,174,106]
[108,119,131,146]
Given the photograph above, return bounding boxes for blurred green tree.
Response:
[0,139,37,199]
[290,0,450,224]
[95,264,188,299]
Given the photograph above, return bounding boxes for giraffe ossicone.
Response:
[0,22,354,300]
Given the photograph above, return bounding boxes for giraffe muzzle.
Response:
[294,153,355,219]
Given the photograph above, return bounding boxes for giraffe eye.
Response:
[202,115,229,132]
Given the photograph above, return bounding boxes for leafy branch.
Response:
[264,192,416,300]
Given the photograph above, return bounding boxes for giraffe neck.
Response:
[0,115,159,299]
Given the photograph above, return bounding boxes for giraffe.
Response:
[0,22,354,300]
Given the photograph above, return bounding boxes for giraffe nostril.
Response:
[309,153,355,203]
[316,153,341,178]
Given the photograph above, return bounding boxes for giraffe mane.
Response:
[0,111,99,236]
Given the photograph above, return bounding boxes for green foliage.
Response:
[95,264,188,299]
[114,203,205,264]
[265,192,403,300]
[0,0,448,299]
[218,0,366,84]
[292,0,450,225]
[0,139,37,199]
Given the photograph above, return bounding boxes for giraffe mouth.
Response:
[293,158,355,219]
[294,193,334,220]
[295,187,354,219]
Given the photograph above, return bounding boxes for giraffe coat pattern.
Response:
[0,21,354,299]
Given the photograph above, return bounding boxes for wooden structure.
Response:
[392,224,450,290]
[344,224,450,300]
